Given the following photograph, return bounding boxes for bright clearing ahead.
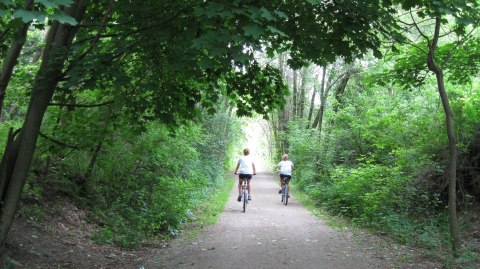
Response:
[240,117,274,172]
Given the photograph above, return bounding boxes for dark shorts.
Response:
[238,174,253,180]
[280,174,291,182]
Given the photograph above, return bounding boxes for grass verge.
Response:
[292,183,480,268]
[182,176,234,238]
[291,183,348,229]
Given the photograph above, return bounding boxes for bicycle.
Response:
[240,177,249,212]
[234,173,250,212]
[280,175,290,206]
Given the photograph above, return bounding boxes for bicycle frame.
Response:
[241,177,249,212]
[281,176,289,205]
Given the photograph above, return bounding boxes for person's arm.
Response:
[291,163,295,171]
[234,162,240,174]
[276,162,281,172]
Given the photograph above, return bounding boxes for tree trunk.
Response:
[84,142,103,181]
[0,129,20,200]
[426,17,460,255]
[276,54,289,155]
[298,68,307,119]
[311,68,327,129]
[306,72,320,129]
[0,0,34,121]
[292,70,298,118]
[329,72,350,127]
[83,106,114,184]
[0,0,88,251]
[318,69,350,135]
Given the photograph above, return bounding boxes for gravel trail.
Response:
[145,171,393,269]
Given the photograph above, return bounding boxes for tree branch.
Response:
[38,132,79,150]
[410,10,430,45]
[430,17,441,53]
[441,27,477,69]
[48,100,113,108]
[76,0,115,61]
[73,3,201,45]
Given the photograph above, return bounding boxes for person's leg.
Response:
[278,175,284,193]
[237,178,242,201]
[247,179,251,200]
[286,177,291,197]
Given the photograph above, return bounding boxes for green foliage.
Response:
[83,120,233,247]
[2,0,478,259]
[285,121,323,187]
[225,63,288,117]
[0,0,76,31]
[453,250,480,269]
[281,57,480,255]
[28,104,242,248]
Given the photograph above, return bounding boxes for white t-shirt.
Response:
[238,156,254,174]
[278,160,294,175]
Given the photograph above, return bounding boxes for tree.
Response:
[0,0,402,255]
[311,63,352,134]
[0,0,34,120]
[385,0,480,255]
[306,68,321,129]
[0,0,88,251]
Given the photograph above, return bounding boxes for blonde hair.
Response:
[282,154,288,161]
[243,148,250,155]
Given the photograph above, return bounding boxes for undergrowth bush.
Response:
[85,115,240,248]
[284,82,462,250]
[25,106,241,249]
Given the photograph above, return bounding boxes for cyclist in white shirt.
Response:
[276,154,294,195]
[234,148,256,201]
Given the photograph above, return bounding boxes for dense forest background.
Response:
[266,54,480,265]
[1,0,479,267]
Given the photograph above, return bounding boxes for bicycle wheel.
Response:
[243,191,247,212]
[284,189,288,206]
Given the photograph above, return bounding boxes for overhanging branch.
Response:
[38,131,79,150]
[48,101,113,108]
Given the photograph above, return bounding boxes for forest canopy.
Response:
[1,0,479,265]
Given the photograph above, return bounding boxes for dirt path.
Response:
[144,171,396,269]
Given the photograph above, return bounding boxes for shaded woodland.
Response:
[1,0,479,267]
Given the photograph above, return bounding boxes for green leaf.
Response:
[391,45,399,54]
[458,18,474,26]
[35,0,60,8]
[243,24,263,38]
[260,7,274,21]
[13,10,46,23]
[267,25,287,37]
[52,0,74,6]
[49,10,77,25]
[1,0,14,7]
[438,7,454,15]
[0,8,7,17]
[373,49,382,58]
[34,0,74,8]
[274,10,288,20]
